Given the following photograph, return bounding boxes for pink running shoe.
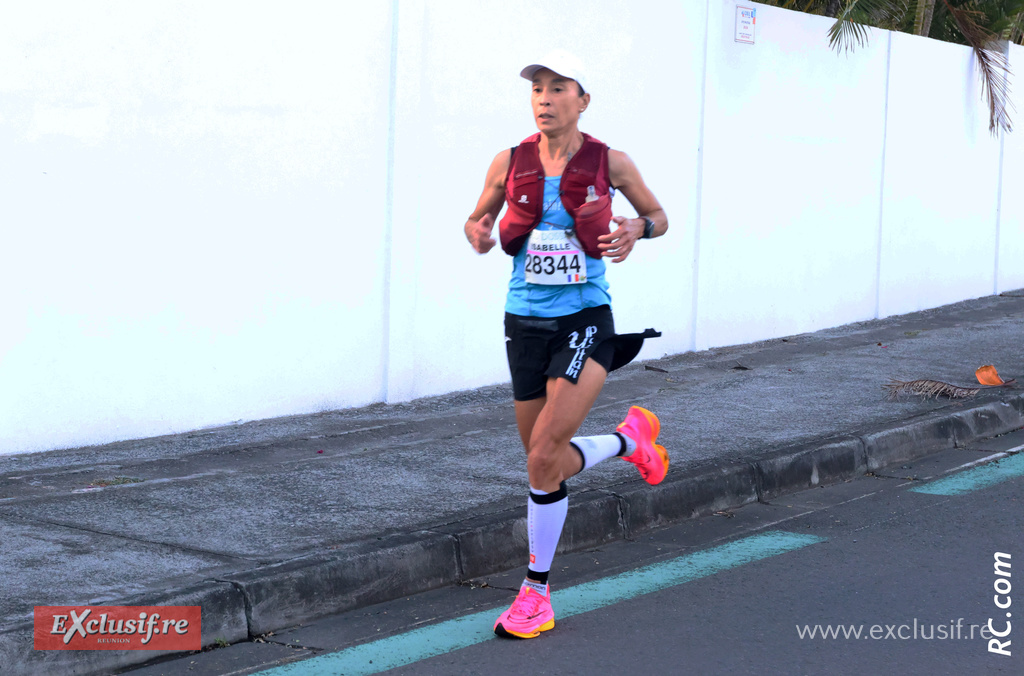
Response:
[493,584,555,639]
[616,406,669,485]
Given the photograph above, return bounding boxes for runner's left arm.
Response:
[598,149,668,263]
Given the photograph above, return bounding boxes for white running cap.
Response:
[520,50,588,94]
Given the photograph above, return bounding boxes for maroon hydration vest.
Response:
[499,132,613,260]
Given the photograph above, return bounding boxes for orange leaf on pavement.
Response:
[976,365,1005,386]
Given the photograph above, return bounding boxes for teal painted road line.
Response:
[911,452,1024,496]
[256,530,825,676]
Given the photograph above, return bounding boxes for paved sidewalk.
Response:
[2,293,1023,675]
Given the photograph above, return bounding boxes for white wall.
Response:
[0,1,1019,454]
[696,3,889,350]
[997,42,1024,294]
[0,2,394,451]
[878,32,1003,316]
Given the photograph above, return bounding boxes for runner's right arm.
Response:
[464,149,511,254]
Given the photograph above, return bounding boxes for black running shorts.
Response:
[504,305,617,401]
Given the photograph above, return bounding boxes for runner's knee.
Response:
[526,433,566,478]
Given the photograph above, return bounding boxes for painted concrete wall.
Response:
[878,32,1003,317]
[1,2,394,450]
[998,42,1024,294]
[0,1,1019,454]
[696,3,889,350]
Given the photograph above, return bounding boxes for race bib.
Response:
[523,229,586,285]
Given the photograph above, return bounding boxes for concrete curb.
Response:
[219,532,460,637]
[861,398,1024,470]
[13,393,1024,675]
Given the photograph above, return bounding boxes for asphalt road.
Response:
[124,434,1024,676]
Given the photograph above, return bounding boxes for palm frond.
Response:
[883,378,981,400]
[941,0,1014,132]
[829,0,912,52]
[883,375,1016,400]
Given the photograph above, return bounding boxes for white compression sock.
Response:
[527,482,568,579]
[571,433,635,470]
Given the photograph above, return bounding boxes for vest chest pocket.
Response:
[510,170,543,211]
[569,191,613,260]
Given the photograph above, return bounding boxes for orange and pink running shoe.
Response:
[493,584,555,639]
[616,406,670,485]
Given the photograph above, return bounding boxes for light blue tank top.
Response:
[505,176,612,317]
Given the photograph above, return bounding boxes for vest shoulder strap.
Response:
[505,145,518,183]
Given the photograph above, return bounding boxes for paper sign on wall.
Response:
[736,6,756,44]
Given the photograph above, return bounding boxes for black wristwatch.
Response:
[641,217,655,239]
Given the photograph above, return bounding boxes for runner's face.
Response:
[531,68,589,134]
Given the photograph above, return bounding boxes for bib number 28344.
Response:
[524,230,587,285]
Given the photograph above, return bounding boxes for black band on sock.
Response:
[529,481,568,505]
[526,568,550,584]
[614,431,628,456]
[569,441,586,470]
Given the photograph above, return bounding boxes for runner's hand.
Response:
[598,216,643,263]
[466,213,497,254]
